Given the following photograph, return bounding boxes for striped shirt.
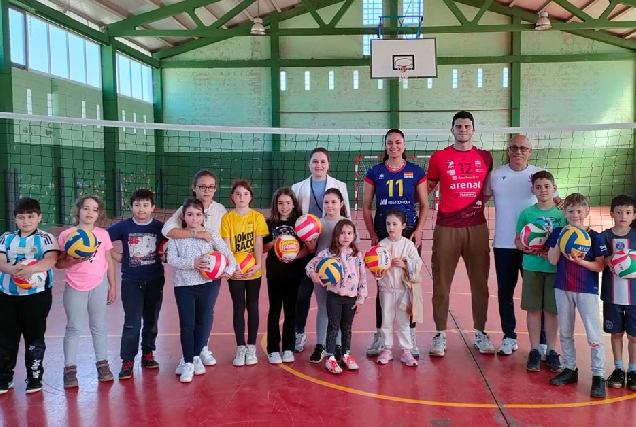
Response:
[0,229,60,296]
[601,228,636,305]
[546,227,608,295]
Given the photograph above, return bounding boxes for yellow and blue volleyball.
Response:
[64,228,98,259]
[235,251,256,274]
[520,222,549,249]
[558,225,591,257]
[315,258,343,287]
[611,250,636,279]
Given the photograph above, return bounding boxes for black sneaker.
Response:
[550,368,578,386]
[545,350,563,372]
[607,368,625,388]
[0,381,13,395]
[25,378,42,394]
[591,376,607,398]
[526,349,541,372]
[627,371,636,391]
[309,344,326,363]
[119,360,134,380]
[141,353,159,369]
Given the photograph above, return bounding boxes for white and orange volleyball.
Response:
[364,246,392,274]
[235,251,256,274]
[274,235,300,261]
[200,251,228,280]
[294,214,322,242]
[12,259,47,290]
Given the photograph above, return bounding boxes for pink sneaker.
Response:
[377,348,393,365]
[401,350,418,367]
[325,356,342,374]
[342,352,359,370]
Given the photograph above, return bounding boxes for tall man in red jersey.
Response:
[426,111,495,357]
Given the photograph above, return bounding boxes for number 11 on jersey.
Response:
[386,179,403,197]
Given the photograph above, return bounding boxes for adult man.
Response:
[484,135,561,356]
[426,111,494,357]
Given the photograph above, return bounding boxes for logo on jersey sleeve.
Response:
[404,172,413,179]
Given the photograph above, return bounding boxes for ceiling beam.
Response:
[268,0,282,12]
[142,0,192,29]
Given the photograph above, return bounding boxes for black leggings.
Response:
[326,292,356,355]
[228,278,262,346]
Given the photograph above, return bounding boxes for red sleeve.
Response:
[426,152,440,181]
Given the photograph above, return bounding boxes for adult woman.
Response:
[162,170,227,370]
[291,147,350,352]
[362,129,428,357]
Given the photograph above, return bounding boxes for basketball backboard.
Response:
[370,38,438,79]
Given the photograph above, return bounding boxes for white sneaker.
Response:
[294,333,306,352]
[193,356,206,375]
[179,363,194,383]
[233,345,247,367]
[539,344,548,361]
[366,330,384,356]
[497,338,519,356]
[410,327,419,357]
[430,332,446,357]
[175,357,185,375]
[245,344,258,366]
[268,352,282,364]
[281,350,295,363]
[199,346,217,366]
[325,356,342,374]
[474,331,495,354]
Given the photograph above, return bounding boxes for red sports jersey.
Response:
[426,146,493,227]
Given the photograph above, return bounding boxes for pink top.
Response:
[58,227,113,291]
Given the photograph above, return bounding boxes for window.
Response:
[402,78,408,89]
[477,68,483,88]
[81,100,86,119]
[328,71,334,90]
[117,55,132,97]
[378,79,383,89]
[363,34,378,56]
[452,69,458,89]
[402,0,423,39]
[27,16,49,73]
[49,25,69,79]
[427,78,433,89]
[502,67,509,88]
[85,41,101,88]
[115,54,153,102]
[26,89,32,115]
[47,93,53,116]
[68,33,87,84]
[131,61,143,100]
[353,70,359,89]
[280,71,287,91]
[9,9,26,66]
[304,71,310,91]
[142,66,153,102]
[362,0,382,55]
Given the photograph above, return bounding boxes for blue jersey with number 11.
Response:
[364,161,426,238]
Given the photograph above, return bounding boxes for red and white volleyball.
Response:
[364,246,392,274]
[200,251,228,280]
[294,214,322,242]
[274,235,300,261]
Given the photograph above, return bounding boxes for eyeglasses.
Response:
[508,145,530,153]
[197,185,216,192]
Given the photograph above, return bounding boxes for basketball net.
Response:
[398,65,409,82]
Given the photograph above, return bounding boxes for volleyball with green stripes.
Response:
[520,222,549,249]
[64,228,98,259]
[611,250,636,279]
[558,226,591,257]
[316,257,343,287]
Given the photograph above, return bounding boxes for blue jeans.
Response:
[120,277,165,362]
[201,280,221,350]
[494,248,546,344]
[174,282,215,363]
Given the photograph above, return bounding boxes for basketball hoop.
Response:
[399,65,409,82]
[394,57,413,82]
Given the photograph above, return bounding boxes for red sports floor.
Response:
[2,208,636,426]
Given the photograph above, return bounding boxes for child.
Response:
[375,209,423,367]
[308,188,347,364]
[547,193,608,398]
[167,198,236,382]
[162,170,227,370]
[108,189,165,380]
[263,188,312,364]
[307,219,367,374]
[56,196,116,388]
[0,198,60,394]
[601,195,636,390]
[220,179,269,367]
[514,171,566,372]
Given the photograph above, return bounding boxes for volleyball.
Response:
[364,246,392,273]
[64,228,98,259]
[611,250,636,279]
[235,251,256,274]
[520,222,549,249]
[315,257,343,287]
[158,239,168,263]
[294,214,322,242]
[200,251,228,280]
[274,235,300,261]
[558,226,591,257]
[12,259,47,290]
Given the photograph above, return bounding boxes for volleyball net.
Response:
[0,112,634,235]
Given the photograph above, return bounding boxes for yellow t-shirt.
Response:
[220,209,269,279]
